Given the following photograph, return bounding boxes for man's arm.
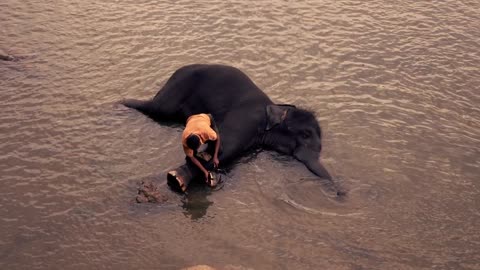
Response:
[189,155,209,180]
[213,134,221,166]
[208,114,221,167]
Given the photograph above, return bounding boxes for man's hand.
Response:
[213,156,220,168]
[190,155,212,185]
[203,170,209,182]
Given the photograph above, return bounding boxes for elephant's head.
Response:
[264,104,341,194]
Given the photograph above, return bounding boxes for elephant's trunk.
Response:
[294,148,345,197]
[303,158,332,180]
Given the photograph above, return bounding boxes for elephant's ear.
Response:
[266,104,296,130]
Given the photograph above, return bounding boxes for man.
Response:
[175,113,221,191]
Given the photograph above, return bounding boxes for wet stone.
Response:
[0,54,16,61]
[136,180,169,203]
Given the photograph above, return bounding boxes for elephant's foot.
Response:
[136,180,168,203]
[167,170,186,193]
[207,172,218,188]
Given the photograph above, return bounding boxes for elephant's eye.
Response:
[302,131,311,138]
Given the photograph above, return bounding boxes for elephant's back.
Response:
[179,64,270,98]
[177,64,273,121]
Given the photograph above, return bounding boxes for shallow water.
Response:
[1,0,479,269]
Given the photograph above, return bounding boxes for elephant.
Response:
[122,64,344,197]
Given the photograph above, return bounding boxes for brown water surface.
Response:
[1,0,479,269]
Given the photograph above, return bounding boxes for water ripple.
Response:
[1,0,479,269]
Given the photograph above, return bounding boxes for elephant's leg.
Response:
[167,146,217,192]
[122,87,185,122]
[167,160,217,192]
[167,163,194,192]
[123,65,202,122]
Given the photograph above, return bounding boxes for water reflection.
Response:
[181,187,214,220]
[181,170,229,219]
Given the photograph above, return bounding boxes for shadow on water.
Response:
[181,170,229,220]
[181,186,214,220]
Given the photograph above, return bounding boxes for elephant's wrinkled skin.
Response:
[122,64,344,197]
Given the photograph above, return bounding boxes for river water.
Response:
[1,0,479,269]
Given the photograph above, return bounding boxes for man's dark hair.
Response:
[186,134,201,150]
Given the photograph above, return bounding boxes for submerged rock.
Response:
[136,180,169,203]
[0,54,16,61]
